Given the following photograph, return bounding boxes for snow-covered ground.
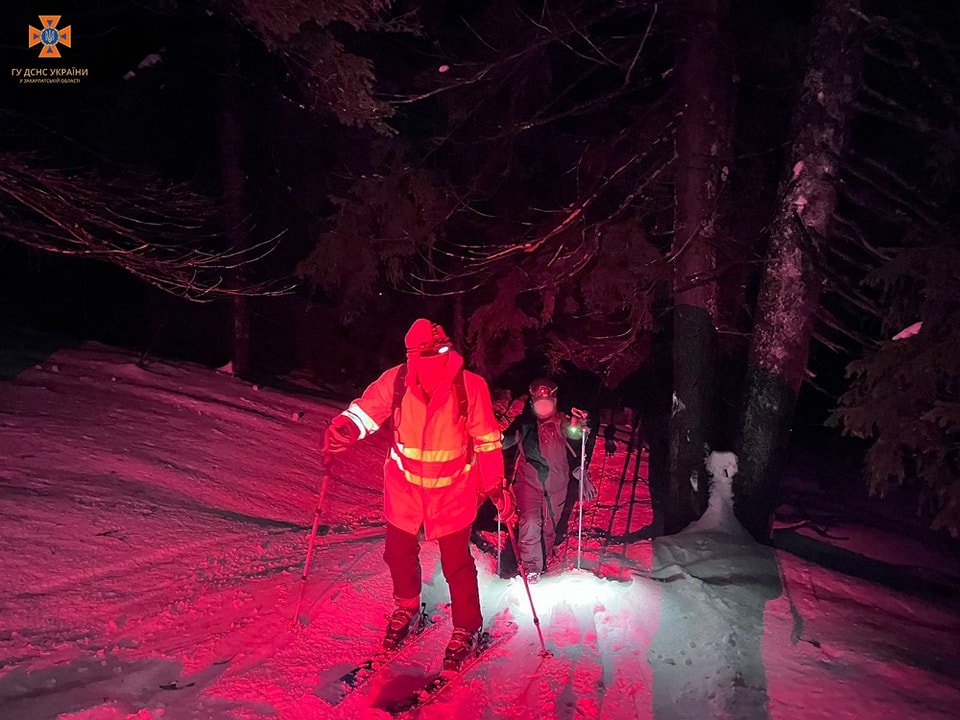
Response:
[2,336,959,720]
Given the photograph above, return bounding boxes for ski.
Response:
[325,604,448,706]
[385,620,519,716]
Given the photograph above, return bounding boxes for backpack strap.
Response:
[454,371,468,423]
[392,364,407,431]
[455,371,473,463]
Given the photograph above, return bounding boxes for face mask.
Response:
[412,353,447,392]
[533,398,556,418]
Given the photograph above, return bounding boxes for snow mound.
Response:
[683,451,744,536]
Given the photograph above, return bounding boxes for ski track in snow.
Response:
[1,339,959,720]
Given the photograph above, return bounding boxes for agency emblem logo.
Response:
[28,16,72,59]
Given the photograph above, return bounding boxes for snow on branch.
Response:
[891,321,922,340]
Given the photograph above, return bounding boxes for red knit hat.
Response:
[404,318,453,357]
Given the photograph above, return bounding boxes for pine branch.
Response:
[843,155,941,228]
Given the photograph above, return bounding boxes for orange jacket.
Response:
[340,354,504,539]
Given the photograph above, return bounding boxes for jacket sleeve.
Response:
[339,365,401,440]
[467,375,505,493]
[500,416,522,451]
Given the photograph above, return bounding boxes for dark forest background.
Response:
[1,0,958,540]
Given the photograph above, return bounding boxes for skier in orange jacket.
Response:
[323,318,517,670]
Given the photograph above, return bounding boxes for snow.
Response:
[138,54,163,70]
[2,337,959,719]
[892,321,923,340]
[671,393,685,417]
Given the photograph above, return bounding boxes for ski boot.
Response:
[443,627,481,671]
[526,571,541,584]
[383,605,422,652]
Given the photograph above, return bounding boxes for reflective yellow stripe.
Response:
[389,449,469,488]
[474,440,503,453]
[400,468,464,488]
[395,443,468,462]
[474,430,502,444]
[403,462,471,488]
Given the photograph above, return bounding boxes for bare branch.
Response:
[626,3,658,85]
[0,153,291,301]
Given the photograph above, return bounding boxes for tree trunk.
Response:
[666,0,733,533]
[735,0,863,540]
[220,44,252,379]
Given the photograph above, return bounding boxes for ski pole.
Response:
[495,470,504,575]
[498,452,522,577]
[496,514,501,576]
[294,457,331,625]
[577,427,587,570]
[504,522,551,658]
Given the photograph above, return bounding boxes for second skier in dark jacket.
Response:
[503,378,595,581]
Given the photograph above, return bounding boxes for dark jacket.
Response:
[503,410,592,486]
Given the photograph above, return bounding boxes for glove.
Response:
[323,414,360,454]
[488,484,518,525]
[506,395,527,419]
[573,466,596,502]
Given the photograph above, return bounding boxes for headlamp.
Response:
[408,323,454,357]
